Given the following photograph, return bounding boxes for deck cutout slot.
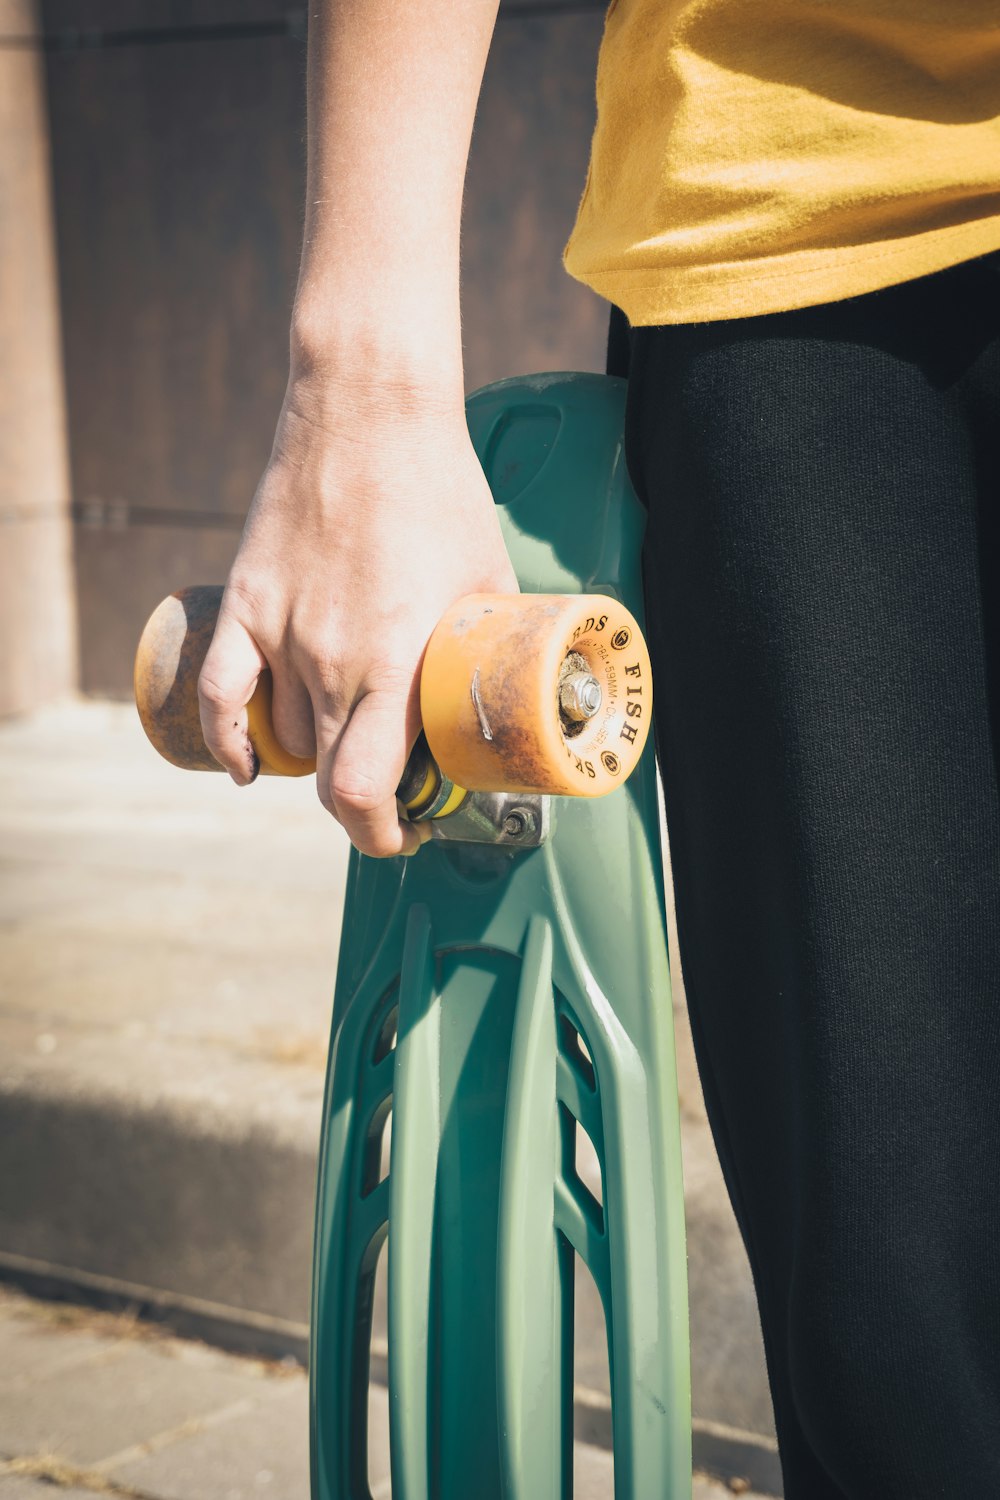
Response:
[481,403,563,507]
[559,1013,596,1092]
[573,1253,614,1491]
[574,1111,604,1218]
[362,1098,393,1198]
[344,1222,388,1499]
[373,1004,398,1064]
[560,1102,604,1236]
[367,1235,390,1498]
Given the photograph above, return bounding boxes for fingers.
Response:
[270,664,317,762]
[199,594,428,860]
[319,689,425,858]
[198,611,268,784]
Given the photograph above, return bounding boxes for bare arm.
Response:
[198,0,515,856]
[294,0,499,386]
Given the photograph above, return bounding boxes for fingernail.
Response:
[229,740,260,787]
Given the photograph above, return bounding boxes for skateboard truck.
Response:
[396,653,613,848]
[134,585,651,850]
[396,733,550,847]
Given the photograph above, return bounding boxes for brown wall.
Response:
[0,0,78,717]
[38,0,609,696]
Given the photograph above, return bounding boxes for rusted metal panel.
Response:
[73,521,242,697]
[39,1,303,34]
[45,28,307,525]
[45,5,609,694]
[39,0,602,32]
[464,6,607,391]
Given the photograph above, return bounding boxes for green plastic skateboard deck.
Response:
[310,373,691,1500]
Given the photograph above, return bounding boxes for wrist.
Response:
[289,285,463,397]
[280,361,467,452]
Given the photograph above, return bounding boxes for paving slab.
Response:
[0,699,776,1483]
[0,1336,273,1469]
[0,1287,771,1500]
[0,1313,112,1394]
[112,1378,308,1500]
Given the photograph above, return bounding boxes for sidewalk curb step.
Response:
[0,1252,782,1497]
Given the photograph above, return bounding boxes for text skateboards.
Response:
[132,373,691,1498]
[310,375,689,1499]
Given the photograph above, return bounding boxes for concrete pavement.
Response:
[0,1286,770,1500]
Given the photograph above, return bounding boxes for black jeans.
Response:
[613,254,1000,1498]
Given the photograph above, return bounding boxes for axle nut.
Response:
[502,807,537,840]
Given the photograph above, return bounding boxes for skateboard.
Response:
[134,373,691,1500]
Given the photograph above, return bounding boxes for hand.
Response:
[198,373,518,857]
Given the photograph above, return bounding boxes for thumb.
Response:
[198,609,268,784]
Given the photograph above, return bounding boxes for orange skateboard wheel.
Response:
[134,586,315,777]
[420,594,652,797]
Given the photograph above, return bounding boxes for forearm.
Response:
[291,0,501,394]
[201,1,514,853]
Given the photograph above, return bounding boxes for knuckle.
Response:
[197,668,231,715]
[309,649,349,703]
[224,573,270,621]
[363,661,415,702]
[330,769,381,814]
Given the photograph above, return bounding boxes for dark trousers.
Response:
[612,254,1000,1498]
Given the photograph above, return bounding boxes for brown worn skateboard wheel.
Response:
[420,593,652,797]
[134,586,315,777]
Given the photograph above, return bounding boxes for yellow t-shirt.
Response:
[563,0,1000,324]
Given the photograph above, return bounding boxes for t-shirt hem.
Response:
[563,216,1000,325]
